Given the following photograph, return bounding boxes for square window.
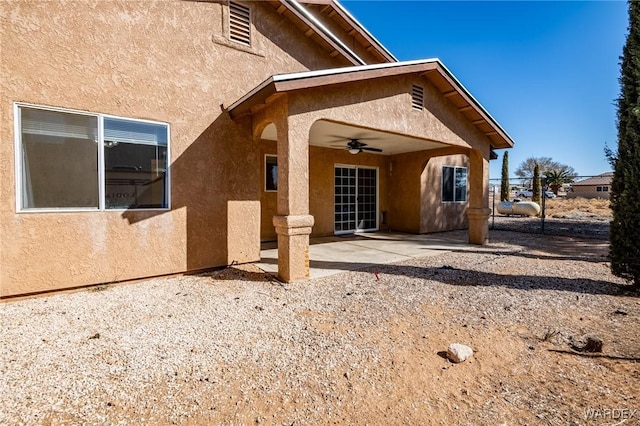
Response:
[19,108,99,209]
[16,104,169,211]
[104,117,168,209]
[442,165,467,203]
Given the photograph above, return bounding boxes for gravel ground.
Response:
[1,230,639,425]
[490,215,610,240]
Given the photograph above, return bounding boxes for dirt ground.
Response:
[1,227,639,426]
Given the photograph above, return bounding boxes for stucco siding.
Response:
[288,76,491,153]
[0,0,347,296]
[308,146,390,237]
[567,186,611,200]
[420,154,469,233]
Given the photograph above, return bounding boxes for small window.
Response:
[16,104,169,211]
[411,85,424,111]
[603,186,609,192]
[229,1,251,46]
[104,117,168,209]
[19,108,99,209]
[596,186,603,192]
[442,166,467,203]
[265,155,277,192]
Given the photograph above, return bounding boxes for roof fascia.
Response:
[432,62,514,148]
[227,59,439,116]
[281,0,366,66]
[273,61,438,91]
[331,0,398,63]
[271,58,439,83]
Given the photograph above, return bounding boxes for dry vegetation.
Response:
[544,197,612,219]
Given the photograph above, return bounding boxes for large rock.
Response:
[447,343,474,363]
[572,334,603,353]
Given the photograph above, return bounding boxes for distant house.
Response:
[568,172,613,199]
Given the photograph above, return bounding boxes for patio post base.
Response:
[467,207,491,245]
[273,215,314,282]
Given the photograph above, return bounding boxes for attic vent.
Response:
[229,1,251,46]
[411,85,424,110]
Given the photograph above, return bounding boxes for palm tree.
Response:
[543,169,574,195]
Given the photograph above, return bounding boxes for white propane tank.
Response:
[496,201,540,216]
[496,201,514,215]
[511,201,540,216]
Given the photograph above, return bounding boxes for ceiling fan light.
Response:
[348,148,360,155]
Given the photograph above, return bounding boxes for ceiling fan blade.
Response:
[327,134,381,142]
[361,146,383,152]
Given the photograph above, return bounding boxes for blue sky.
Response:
[341,0,628,180]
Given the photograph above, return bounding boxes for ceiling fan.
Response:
[337,138,383,155]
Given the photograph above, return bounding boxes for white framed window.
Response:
[596,186,603,192]
[229,1,251,46]
[15,103,170,212]
[265,154,277,192]
[442,165,467,203]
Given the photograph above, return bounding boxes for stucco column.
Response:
[271,105,314,281]
[467,148,490,245]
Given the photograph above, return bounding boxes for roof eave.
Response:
[227,60,514,149]
[331,0,398,63]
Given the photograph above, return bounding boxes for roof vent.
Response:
[229,1,251,46]
[411,85,424,111]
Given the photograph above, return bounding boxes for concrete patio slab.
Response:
[255,231,471,279]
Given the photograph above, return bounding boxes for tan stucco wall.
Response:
[384,151,469,234]
[287,75,491,153]
[567,186,611,200]
[308,146,390,236]
[281,75,489,235]
[252,73,492,239]
[260,146,470,239]
[260,143,391,240]
[260,139,278,241]
[386,151,423,233]
[420,154,469,233]
[0,0,349,296]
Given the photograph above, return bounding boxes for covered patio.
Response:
[255,231,472,279]
[228,59,513,283]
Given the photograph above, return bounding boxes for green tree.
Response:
[610,0,640,290]
[500,152,510,201]
[543,169,574,195]
[532,164,541,204]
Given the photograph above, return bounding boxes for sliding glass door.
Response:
[334,166,378,234]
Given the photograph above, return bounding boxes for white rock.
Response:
[447,343,473,363]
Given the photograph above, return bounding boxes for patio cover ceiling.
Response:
[227,59,515,150]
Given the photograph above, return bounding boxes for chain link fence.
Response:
[488,176,611,240]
